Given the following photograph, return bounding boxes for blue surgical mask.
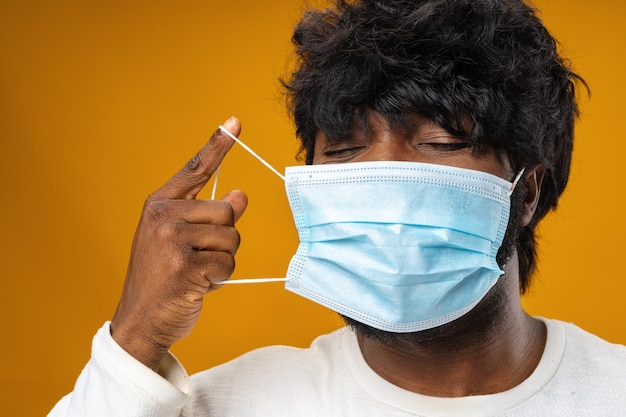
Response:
[283,161,523,333]
[216,126,523,332]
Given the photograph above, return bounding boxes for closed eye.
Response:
[417,142,472,151]
[322,146,367,157]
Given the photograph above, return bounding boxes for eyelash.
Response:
[419,142,472,151]
[322,142,472,158]
[322,146,367,157]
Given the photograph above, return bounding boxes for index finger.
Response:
[151,116,240,200]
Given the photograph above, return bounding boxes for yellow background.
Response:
[1,1,624,415]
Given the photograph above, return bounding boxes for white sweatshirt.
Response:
[49,318,626,416]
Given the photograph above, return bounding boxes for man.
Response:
[50,0,626,415]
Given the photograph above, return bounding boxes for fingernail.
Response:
[222,116,237,133]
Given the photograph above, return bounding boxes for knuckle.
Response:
[156,221,182,241]
[181,153,210,182]
[169,253,187,276]
[225,257,236,276]
[215,201,235,225]
[144,199,171,223]
[193,252,236,284]
[214,252,236,276]
[185,152,203,172]
[228,228,241,253]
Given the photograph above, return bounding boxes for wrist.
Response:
[110,318,171,371]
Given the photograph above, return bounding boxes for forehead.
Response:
[316,112,444,142]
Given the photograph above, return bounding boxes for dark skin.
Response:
[110,116,248,371]
[313,111,547,396]
[112,112,547,396]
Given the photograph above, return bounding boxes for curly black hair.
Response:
[282,0,586,293]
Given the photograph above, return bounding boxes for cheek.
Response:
[466,150,513,181]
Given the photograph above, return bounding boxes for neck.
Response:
[355,264,546,397]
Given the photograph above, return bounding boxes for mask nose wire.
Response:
[213,125,288,285]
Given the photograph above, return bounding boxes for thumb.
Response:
[221,190,248,223]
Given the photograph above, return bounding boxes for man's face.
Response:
[310,111,527,341]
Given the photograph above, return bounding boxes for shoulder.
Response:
[556,319,626,359]
[544,318,626,382]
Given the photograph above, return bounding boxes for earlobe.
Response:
[521,166,546,227]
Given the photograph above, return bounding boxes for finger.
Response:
[151,116,241,201]
[187,250,236,286]
[162,222,240,255]
[221,190,248,223]
[142,198,236,225]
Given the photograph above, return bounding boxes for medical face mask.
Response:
[217,126,523,333]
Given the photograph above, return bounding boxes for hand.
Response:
[110,117,248,371]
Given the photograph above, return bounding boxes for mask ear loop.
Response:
[210,165,220,200]
[213,125,287,285]
[210,126,284,201]
[218,125,285,181]
[508,168,525,197]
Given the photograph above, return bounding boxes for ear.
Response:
[520,165,546,227]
